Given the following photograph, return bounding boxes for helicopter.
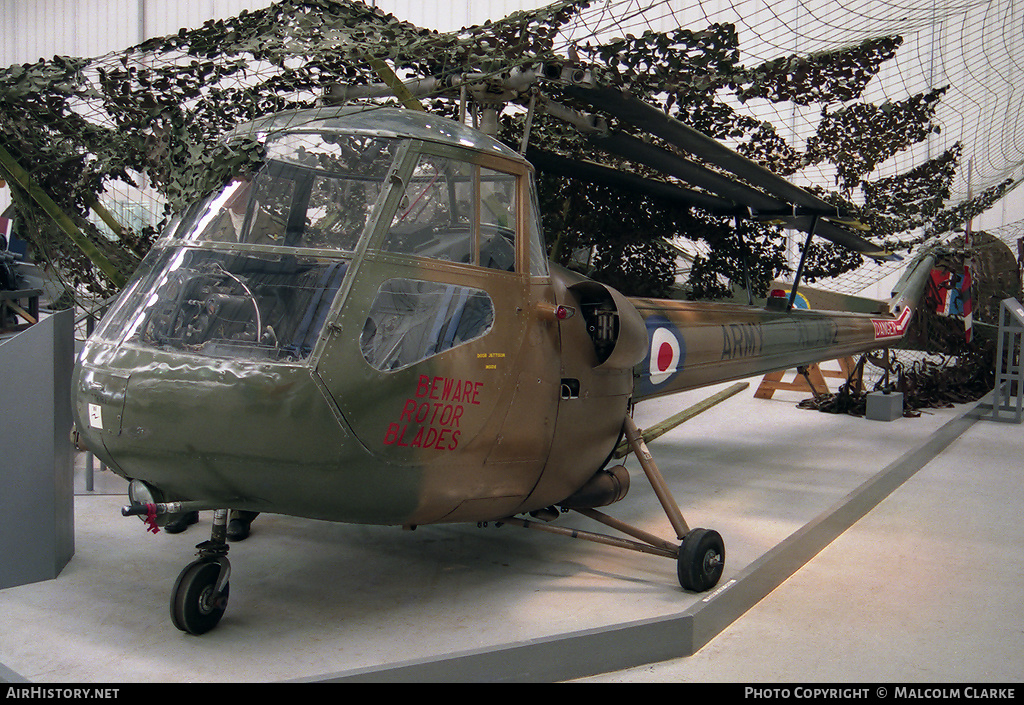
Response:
[72,75,937,635]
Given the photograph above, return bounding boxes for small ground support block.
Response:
[866,391,903,421]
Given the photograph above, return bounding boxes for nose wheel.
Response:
[171,558,230,634]
[169,508,232,635]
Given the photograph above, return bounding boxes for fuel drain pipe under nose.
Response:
[122,500,224,533]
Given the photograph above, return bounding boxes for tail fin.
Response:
[887,248,938,320]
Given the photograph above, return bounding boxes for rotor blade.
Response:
[589,132,785,213]
[759,214,898,258]
[567,85,841,214]
[563,84,898,260]
[589,131,896,259]
[525,146,742,215]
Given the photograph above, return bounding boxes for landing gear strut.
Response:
[170,508,232,635]
[499,414,726,593]
[123,501,233,634]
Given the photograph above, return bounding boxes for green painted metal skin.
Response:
[73,107,935,531]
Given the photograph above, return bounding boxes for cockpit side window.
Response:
[382,153,517,273]
[384,155,475,265]
[527,176,550,277]
[359,278,495,372]
[479,168,517,272]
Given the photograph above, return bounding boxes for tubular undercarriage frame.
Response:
[497,414,711,569]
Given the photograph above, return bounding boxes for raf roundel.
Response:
[649,325,682,385]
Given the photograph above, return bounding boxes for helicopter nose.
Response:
[73,358,131,466]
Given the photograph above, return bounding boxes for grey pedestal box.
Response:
[0,310,75,589]
[866,390,904,421]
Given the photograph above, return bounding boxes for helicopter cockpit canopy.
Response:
[89,107,546,368]
[91,127,398,363]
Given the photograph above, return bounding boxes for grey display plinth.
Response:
[0,309,75,589]
[866,391,903,421]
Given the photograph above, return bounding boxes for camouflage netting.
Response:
[2,0,1021,306]
[797,341,997,417]
[1,0,1020,412]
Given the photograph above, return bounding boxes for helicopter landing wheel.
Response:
[677,528,725,593]
[170,559,230,635]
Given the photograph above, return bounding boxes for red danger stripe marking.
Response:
[872,307,912,340]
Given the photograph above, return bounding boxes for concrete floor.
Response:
[1,374,1022,683]
[584,392,1024,683]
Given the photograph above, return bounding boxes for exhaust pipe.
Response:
[559,465,630,509]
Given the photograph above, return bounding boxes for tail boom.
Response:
[630,252,935,401]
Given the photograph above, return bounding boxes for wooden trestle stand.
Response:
[754,357,860,400]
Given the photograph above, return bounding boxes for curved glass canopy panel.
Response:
[169,133,400,251]
[94,246,350,363]
[95,131,402,364]
[92,107,546,367]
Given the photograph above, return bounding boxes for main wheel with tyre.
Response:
[677,528,725,592]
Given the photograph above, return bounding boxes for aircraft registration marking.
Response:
[721,322,762,360]
[721,318,839,361]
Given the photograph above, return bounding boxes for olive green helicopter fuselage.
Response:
[74,106,931,530]
[72,108,934,635]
